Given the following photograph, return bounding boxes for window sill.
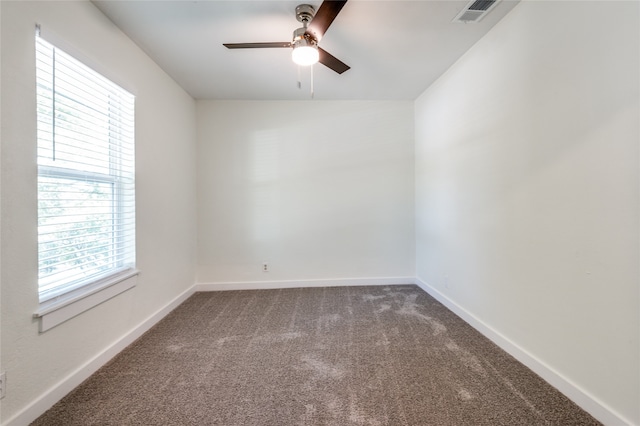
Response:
[34,269,139,332]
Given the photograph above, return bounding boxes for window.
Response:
[35,32,136,313]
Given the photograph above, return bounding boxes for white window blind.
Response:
[36,33,136,303]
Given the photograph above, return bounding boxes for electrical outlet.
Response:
[262,262,269,272]
[0,372,6,399]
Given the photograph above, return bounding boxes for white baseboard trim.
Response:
[195,276,416,292]
[413,277,632,426]
[4,284,197,426]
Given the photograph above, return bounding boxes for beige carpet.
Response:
[32,285,600,425]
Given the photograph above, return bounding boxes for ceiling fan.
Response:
[223,1,350,74]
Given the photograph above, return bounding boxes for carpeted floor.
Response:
[32,285,601,425]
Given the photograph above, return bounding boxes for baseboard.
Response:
[4,284,197,426]
[195,276,416,292]
[413,277,632,426]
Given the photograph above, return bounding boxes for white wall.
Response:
[0,1,197,424]
[197,101,414,285]
[415,1,639,424]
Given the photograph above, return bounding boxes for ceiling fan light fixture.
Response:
[292,43,319,66]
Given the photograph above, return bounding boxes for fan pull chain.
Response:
[310,64,314,99]
[297,65,301,89]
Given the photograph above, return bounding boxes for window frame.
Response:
[33,28,138,332]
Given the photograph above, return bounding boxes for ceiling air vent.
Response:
[453,0,500,23]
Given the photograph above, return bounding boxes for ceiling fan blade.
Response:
[318,47,350,74]
[223,42,291,49]
[305,0,348,42]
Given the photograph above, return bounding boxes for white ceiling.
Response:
[93,0,519,100]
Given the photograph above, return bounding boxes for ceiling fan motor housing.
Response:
[294,4,317,48]
[292,27,317,48]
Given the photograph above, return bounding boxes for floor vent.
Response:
[453,0,500,23]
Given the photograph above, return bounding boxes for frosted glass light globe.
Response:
[292,45,319,66]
